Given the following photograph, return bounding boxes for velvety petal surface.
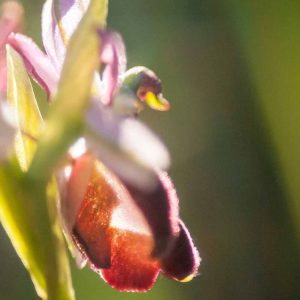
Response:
[71,157,118,269]
[8,33,58,96]
[67,154,153,269]
[125,170,180,258]
[101,228,160,292]
[160,220,201,282]
[66,154,164,291]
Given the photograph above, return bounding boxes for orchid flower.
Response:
[7,0,200,292]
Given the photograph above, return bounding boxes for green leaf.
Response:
[0,162,46,298]
[29,0,108,179]
[0,161,75,300]
[6,46,43,171]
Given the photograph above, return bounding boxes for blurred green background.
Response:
[0,0,300,299]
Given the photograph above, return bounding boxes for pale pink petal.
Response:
[42,0,89,70]
[100,31,127,105]
[0,1,23,46]
[42,0,61,70]
[8,33,58,97]
[0,1,23,96]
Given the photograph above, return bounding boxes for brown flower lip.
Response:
[65,153,200,292]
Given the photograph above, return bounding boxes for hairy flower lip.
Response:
[64,152,178,257]
[65,153,200,291]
